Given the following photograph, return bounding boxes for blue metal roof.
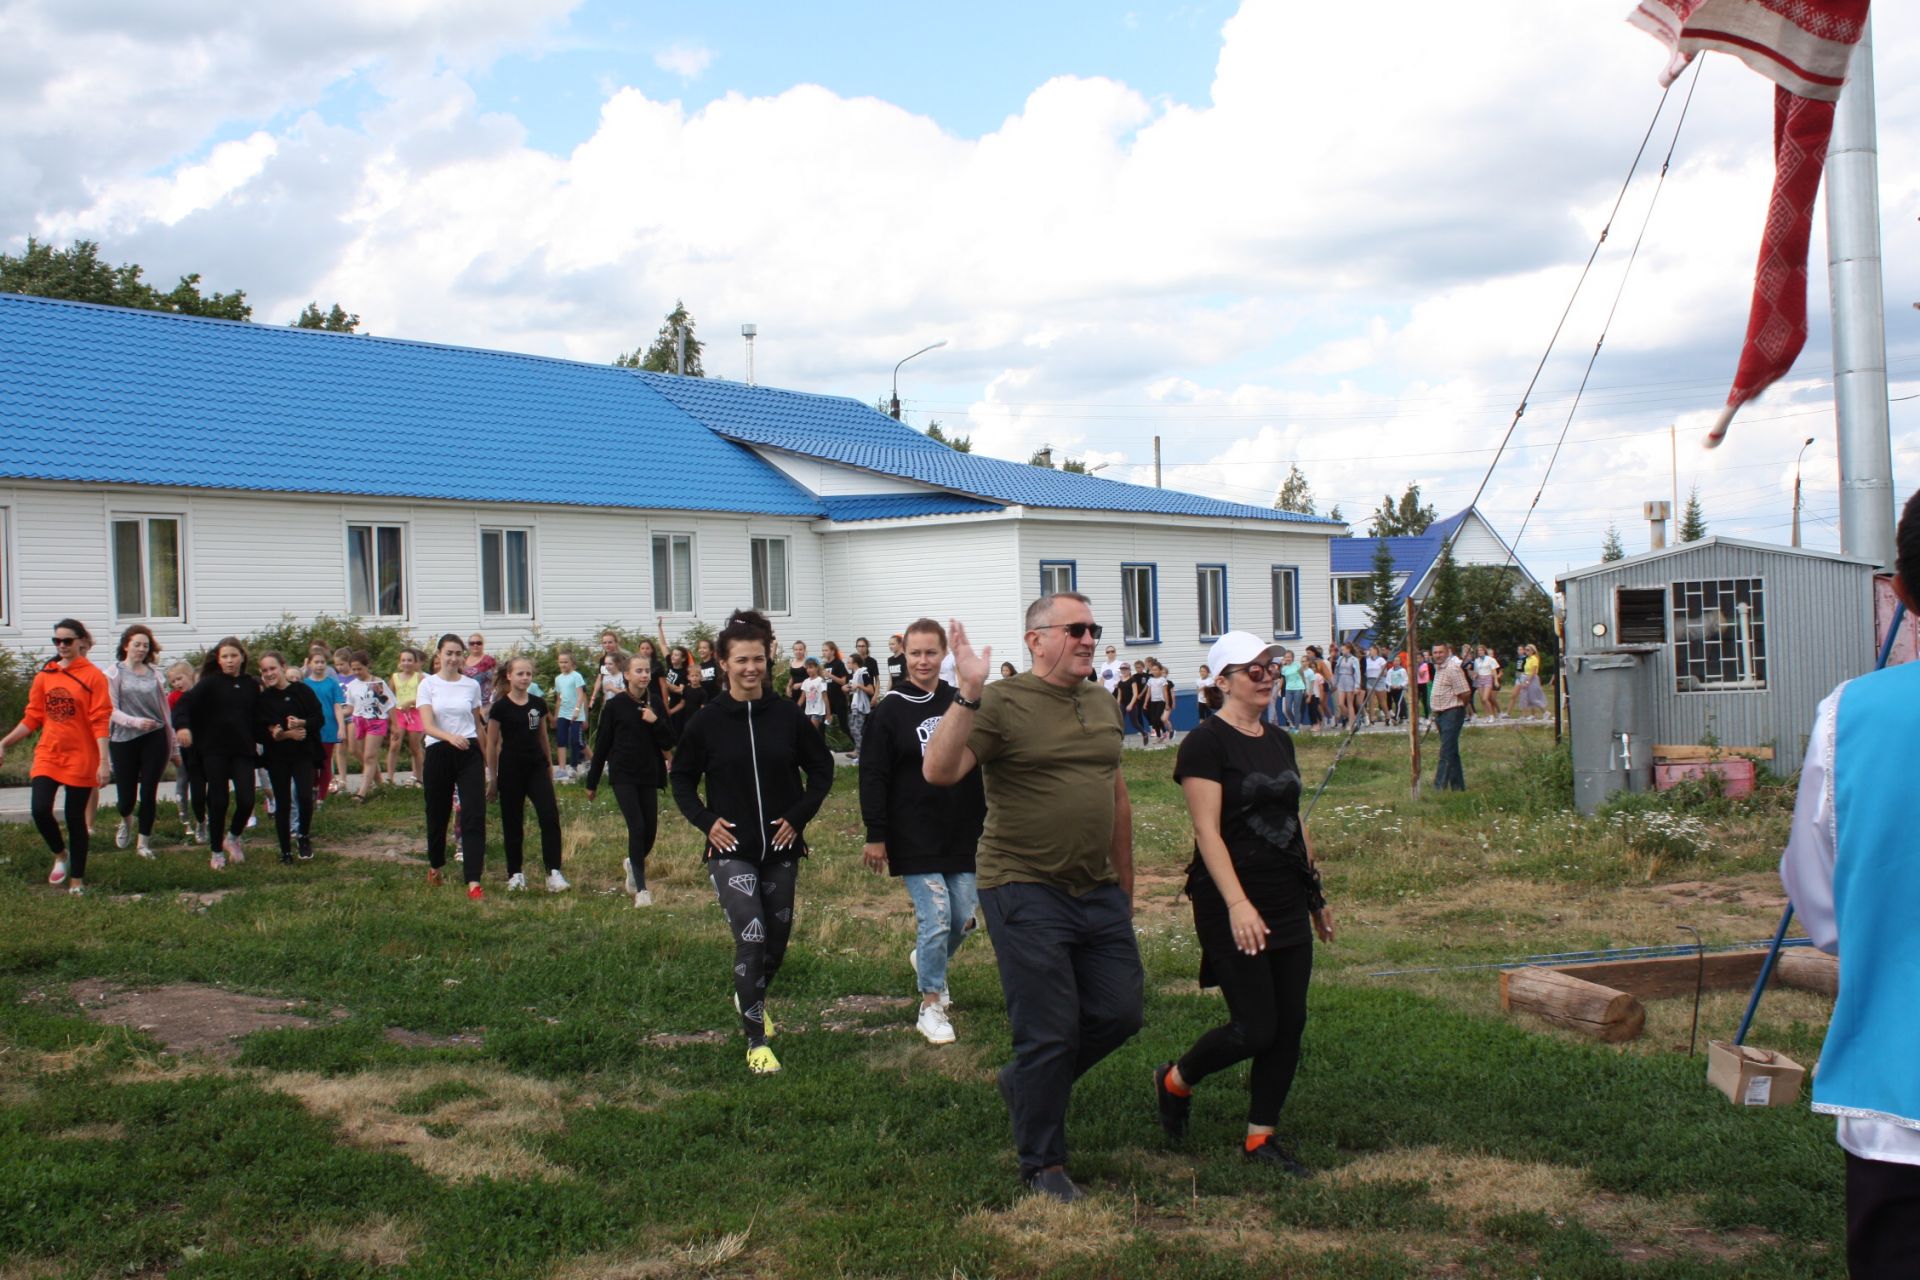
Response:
[819,493,1004,521]
[0,293,821,516]
[1329,532,1444,578]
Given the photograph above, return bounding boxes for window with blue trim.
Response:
[1039,561,1076,596]
[1121,563,1158,643]
[1271,566,1300,638]
[1196,564,1226,639]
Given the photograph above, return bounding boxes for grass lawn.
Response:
[0,724,1843,1278]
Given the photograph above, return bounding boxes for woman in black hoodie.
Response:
[255,650,325,864]
[174,636,260,870]
[586,652,677,907]
[671,609,835,1075]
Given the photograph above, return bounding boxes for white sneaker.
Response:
[226,834,246,864]
[546,869,571,893]
[624,861,639,895]
[115,816,133,848]
[48,857,68,886]
[68,881,86,897]
[137,836,155,860]
[632,889,653,908]
[506,872,527,891]
[916,1002,956,1045]
[246,813,257,830]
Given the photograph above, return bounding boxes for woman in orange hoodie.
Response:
[0,618,113,893]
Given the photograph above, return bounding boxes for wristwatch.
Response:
[952,691,982,710]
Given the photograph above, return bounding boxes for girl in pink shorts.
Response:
[386,647,426,784]
[344,651,396,799]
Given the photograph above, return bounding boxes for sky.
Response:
[5,0,1919,585]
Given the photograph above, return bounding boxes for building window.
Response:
[1672,578,1766,692]
[1197,564,1227,639]
[751,536,789,614]
[1334,577,1372,605]
[347,523,406,618]
[111,514,183,620]
[652,533,694,614]
[480,527,532,617]
[1121,563,1158,644]
[1039,561,1076,597]
[1271,566,1299,638]
[1616,587,1665,645]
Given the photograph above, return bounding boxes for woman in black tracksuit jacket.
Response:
[175,636,261,870]
[585,653,677,904]
[670,609,835,1074]
[255,650,325,864]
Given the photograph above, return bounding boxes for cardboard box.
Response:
[1707,1040,1805,1108]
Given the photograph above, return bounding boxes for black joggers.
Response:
[610,777,658,889]
[496,754,561,877]
[423,741,486,882]
[265,755,315,855]
[1848,1152,1920,1279]
[708,854,799,1045]
[109,729,169,837]
[1175,934,1313,1128]
[202,751,256,854]
[30,777,91,879]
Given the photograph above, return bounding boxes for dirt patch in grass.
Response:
[863,1035,996,1084]
[383,1026,485,1049]
[641,1030,728,1048]
[818,993,914,1034]
[304,1214,423,1268]
[547,1225,756,1280]
[965,1193,1131,1266]
[271,1064,574,1183]
[328,832,426,865]
[69,980,345,1060]
[51,1121,126,1142]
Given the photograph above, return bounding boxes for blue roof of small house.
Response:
[819,493,1004,521]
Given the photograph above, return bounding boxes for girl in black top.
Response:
[255,651,325,864]
[1154,637,1335,1176]
[585,653,676,906]
[695,638,719,688]
[487,656,569,893]
[671,610,835,1074]
[786,640,809,707]
[885,635,907,691]
[175,637,261,870]
[820,640,851,735]
[665,645,693,738]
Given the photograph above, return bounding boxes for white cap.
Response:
[1206,631,1279,674]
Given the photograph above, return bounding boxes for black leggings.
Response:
[610,778,658,888]
[177,745,207,825]
[109,730,169,836]
[202,752,256,854]
[423,741,486,881]
[1176,938,1313,1128]
[708,855,799,1045]
[497,754,561,876]
[31,778,92,880]
[265,754,315,853]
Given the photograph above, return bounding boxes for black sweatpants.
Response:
[708,855,799,1045]
[1176,936,1313,1128]
[423,741,486,882]
[610,778,658,889]
[265,754,315,854]
[497,754,561,876]
[109,729,169,837]
[980,881,1145,1179]
[31,777,91,880]
[202,751,256,854]
[177,745,207,825]
[1847,1153,1920,1279]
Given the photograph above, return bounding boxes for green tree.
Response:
[1,237,250,319]
[1601,524,1626,562]
[615,300,704,375]
[1061,457,1089,474]
[1365,538,1404,654]
[1328,503,1344,524]
[1422,539,1466,644]
[294,302,360,332]
[1274,463,1316,515]
[1368,482,1438,537]
[1456,565,1556,660]
[925,420,972,453]
[1027,445,1086,470]
[1678,485,1707,541]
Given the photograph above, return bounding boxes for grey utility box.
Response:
[1570,647,1658,813]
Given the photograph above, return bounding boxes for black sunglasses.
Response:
[52,635,79,646]
[1036,622,1103,640]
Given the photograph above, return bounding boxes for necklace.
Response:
[1218,709,1266,738]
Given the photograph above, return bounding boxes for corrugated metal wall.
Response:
[1560,543,1876,767]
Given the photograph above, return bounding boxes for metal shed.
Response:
[1557,537,1878,806]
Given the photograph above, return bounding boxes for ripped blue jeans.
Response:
[903,872,978,996]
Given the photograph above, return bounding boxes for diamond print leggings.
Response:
[708,855,799,1046]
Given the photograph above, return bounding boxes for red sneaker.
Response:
[467,883,484,902]
[427,868,444,887]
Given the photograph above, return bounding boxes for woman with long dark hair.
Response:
[487,655,570,893]
[175,637,260,870]
[256,650,325,864]
[0,618,112,893]
[587,652,677,907]
[106,624,175,860]
[671,609,835,1074]
[417,632,488,899]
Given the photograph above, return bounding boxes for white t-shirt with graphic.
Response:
[801,676,829,718]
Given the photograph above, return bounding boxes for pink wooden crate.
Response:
[1654,759,1755,797]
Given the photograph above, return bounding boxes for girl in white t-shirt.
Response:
[800,660,829,735]
[417,632,489,899]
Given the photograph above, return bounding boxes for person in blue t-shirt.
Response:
[302,650,348,803]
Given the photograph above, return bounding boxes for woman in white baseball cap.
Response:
[1152,630,1335,1176]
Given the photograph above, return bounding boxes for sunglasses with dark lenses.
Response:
[52,635,79,646]
[1038,622,1104,640]
[1229,662,1273,681]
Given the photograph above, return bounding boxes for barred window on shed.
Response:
[1671,578,1766,693]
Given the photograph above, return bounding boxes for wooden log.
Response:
[1775,949,1838,996]
[1500,966,1645,1042]
[1652,744,1774,763]
[1553,951,1767,1001]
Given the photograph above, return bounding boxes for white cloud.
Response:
[652,42,713,80]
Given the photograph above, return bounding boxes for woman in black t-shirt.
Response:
[485,657,568,893]
[1153,633,1335,1177]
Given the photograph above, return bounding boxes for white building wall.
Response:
[814,518,1025,672]
[0,482,818,658]
[1448,512,1512,567]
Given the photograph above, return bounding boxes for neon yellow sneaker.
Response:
[745,1044,781,1075]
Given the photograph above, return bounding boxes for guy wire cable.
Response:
[1302,72,1684,820]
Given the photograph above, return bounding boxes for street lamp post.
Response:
[889,340,947,420]
[1793,436,1816,548]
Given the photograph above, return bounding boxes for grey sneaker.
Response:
[115,816,133,849]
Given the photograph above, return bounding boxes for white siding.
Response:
[1450,512,1513,569]
[816,520,1025,670]
[753,449,931,497]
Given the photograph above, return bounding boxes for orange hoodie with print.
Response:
[24,656,112,787]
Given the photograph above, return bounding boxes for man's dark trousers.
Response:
[981,881,1144,1179]
[1434,705,1467,791]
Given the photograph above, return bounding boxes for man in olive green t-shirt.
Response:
[925,591,1142,1204]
